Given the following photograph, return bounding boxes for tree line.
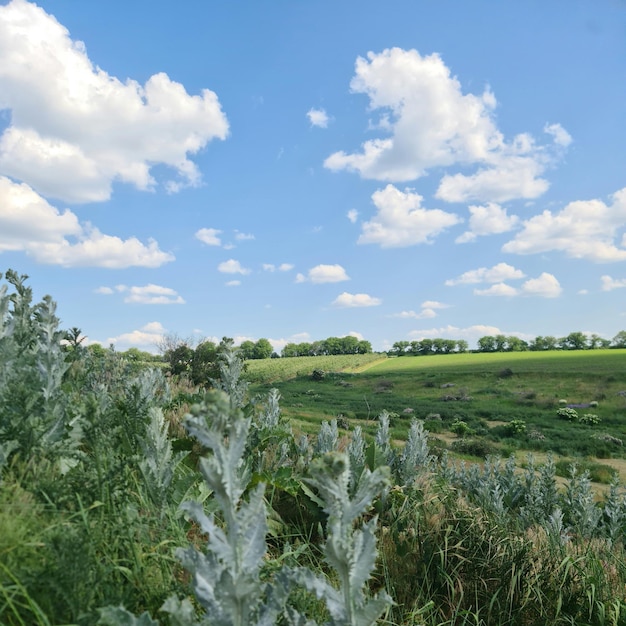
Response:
[390,330,626,356]
[281,336,372,357]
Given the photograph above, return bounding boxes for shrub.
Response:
[507,419,527,435]
[557,407,579,421]
[580,413,601,425]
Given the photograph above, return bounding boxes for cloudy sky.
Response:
[1,0,625,353]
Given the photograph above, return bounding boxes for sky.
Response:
[1,0,625,354]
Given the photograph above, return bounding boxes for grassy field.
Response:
[250,349,626,480]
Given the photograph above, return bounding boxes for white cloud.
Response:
[421,300,449,309]
[295,273,306,283]
[601,275,626,291]
[0,0,228,203]
[234,231,255,241]
[332,292,382,307]
[307,264,350,284]
[307,108,329,128]
[107,321,166,350]
[226,280,241,287]
[502,188,626,262]
[196,228,222,246]
[346,331,364,341]
[324,48,565,204]
[521,272,562,297]
[473,273,562,298]
[456,202,519,243]
[218,259,250,275]
[391,309,437,319]
[264,262,294,272]
[347,209,358,223]
[95,286,114,295]
[446,262,525,285]
[358,184,461,248]
[544,123,573,147]
[474,282,519,296]
[0,176,175,267]
[436,154,549,204]
[113,284,185,304]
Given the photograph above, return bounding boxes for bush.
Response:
[557,407,579,421]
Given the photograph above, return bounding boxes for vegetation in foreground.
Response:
[2,270,626,626]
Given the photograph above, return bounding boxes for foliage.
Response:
[3,271,626,626]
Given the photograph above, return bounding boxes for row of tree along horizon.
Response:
[390,330,626,356]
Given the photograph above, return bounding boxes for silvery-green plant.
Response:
[138,406,188,511]
[172,390,290,626]
[0,271,73,464]
[396,419,433,486]
[293,453,393,626]
[314,419,339,455]
[602,476,626,543]
[565,465,602,538]
[211,346,249,408]
[347,425,366,490]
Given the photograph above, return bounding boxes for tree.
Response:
[356,340,372,354]
[239,340,256,360]
[456,340,468,353]
[191,341,219,385]
[612,330,626,349]
[253,338,273,360]
[477,336,496,352]
[390,341,409,356]
[562,331,588,351]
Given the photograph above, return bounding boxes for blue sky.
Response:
[1,0,625,353]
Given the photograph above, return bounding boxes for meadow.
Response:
[248,350,626,477]
[2,272,626,626]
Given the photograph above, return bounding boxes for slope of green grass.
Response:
[250,349,626,462]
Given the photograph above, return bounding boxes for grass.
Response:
[250,349,626,481]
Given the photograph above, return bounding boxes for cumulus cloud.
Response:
[502,188,626,262]
[358,184,461,247]
[107,321,166,350]
[307,108,330,128]
[108,284,185,304]
[456,202,520,243]
[332,292,382,307]
[263,263,294,272]
[234,231,255,241]
[218,259,250,275]
[544,123,573,147]
[196,228,222,246]
[474,282,519,296]
[521,272,562,297]
[0,0,229,203]
[347,209,359,223]
[601,275,626,291]
[436,154,549,203]
[303,264,350,284]
[390,300,448,319]
[390,309,437,319]
[324,48,566,204]
[226,280,241,287]
[0,176,174,267]
[473,273,562,298]
[446,262,525,286]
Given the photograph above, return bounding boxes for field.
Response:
[3,271,626,626]
[249,349,626,480]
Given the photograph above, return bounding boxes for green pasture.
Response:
[250,349,626,469]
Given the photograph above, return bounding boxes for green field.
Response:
[250,349,626,472]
